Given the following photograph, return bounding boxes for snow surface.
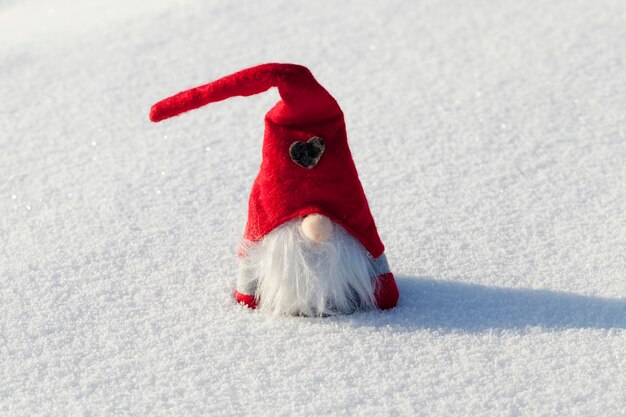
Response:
[1,0,626,415]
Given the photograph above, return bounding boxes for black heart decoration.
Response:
[289,136,325,169]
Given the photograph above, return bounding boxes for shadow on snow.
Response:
[337,275,626,332]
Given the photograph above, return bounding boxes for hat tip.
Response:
[149,105,164,122]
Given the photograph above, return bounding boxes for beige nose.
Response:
[301,214,334,243]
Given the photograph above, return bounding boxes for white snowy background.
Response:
[1,0,625,415]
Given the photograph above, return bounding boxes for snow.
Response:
[1,0,625,415]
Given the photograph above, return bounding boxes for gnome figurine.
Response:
[150,63,399,316]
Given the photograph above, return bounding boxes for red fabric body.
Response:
[150,63,384,257]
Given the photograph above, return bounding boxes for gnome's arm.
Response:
[371,254,399,309]
[234,251,258,309]
[375,273,399,310]
[234,291,257,309]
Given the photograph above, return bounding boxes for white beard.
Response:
[238,219,377,317]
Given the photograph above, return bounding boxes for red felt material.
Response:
[374,273,399,310]
[234,291,257,309]
[149,63,384,258]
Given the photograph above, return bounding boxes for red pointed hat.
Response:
[150,63,384,257]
